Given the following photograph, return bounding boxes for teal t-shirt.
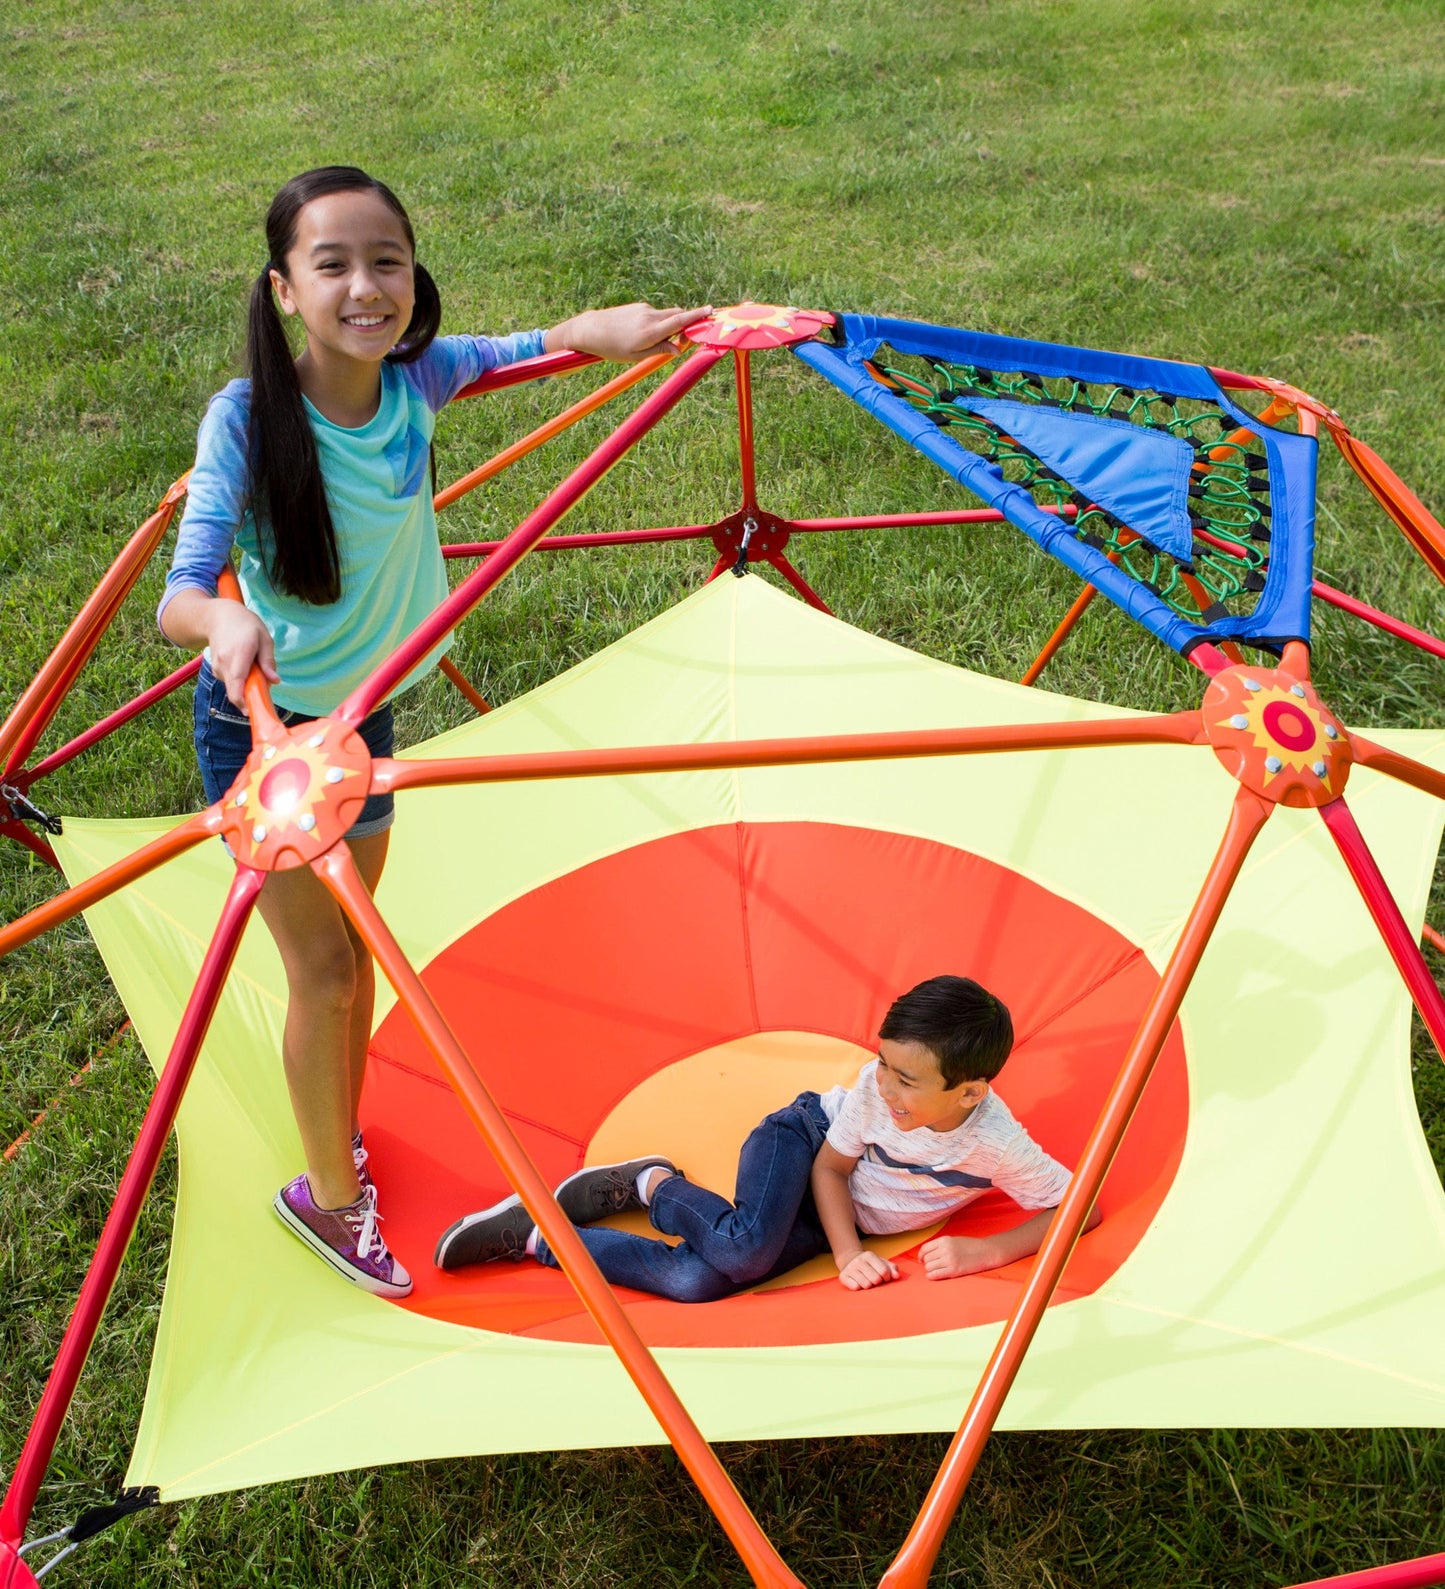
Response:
[162,331,545,716]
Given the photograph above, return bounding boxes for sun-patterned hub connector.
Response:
[217,717,373,871]
[1201,665,1351,808]
[685,302,835,351]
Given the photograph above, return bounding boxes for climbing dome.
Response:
[2,305,1444,1589]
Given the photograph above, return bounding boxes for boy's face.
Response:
[875,1038,988,1133]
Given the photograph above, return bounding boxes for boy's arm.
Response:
[811,1142,899,1291]
[919,1201,1102,1282]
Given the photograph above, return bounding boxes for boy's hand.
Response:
[918,1235,1001,1281]
[545,303,712,362]
[837,1250,900,1290]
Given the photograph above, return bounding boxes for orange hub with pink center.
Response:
[1202,664,1351,807]
[685,301,835,350]
[217,717,374,870]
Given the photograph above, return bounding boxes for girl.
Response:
[160,165,706,1298]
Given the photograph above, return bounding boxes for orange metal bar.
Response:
[1350,735,1445,804]
[0,806,222,965]
[1280,639,1311,679]
[313,844,805,1589]
[1424,922,1445,956]
[1326,424,1445,588]
[438,656,491,715]
[1020,582,1099,686]
[373,711,1208,797]
[879,784,1275,1589]
[432,353,673,512]
[210,568,286,739]
[1199,395,1294,469]
[0,478,187,777]
[735,349,758,512]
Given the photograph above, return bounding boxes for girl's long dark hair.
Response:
[246,166,442,604]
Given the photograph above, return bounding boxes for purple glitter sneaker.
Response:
[273,1174,412,1299]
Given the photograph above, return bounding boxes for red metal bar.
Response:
[0,818,59,871]
[442,525,717,558]
[437,506,1085,562]
[879,785,1275,1589]
[20,658,202,788]
[705,552,731,583]
[0,865,263,1546]
[314,845,804,1589]
[1284,1549,1445,1589]
[0,807,222,964]
[1319,798,1445,1064]
[373,711,1208,798]
[1186,642,1233,676]
[451,348,601,402]
[766,552,831,613]
[338,345,728,726]
[1311,581,1445,662]
[735,350,757,512]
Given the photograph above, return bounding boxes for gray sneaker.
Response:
[273,1174,412,1299]
[434,1194,537,1270]
[554,1157,677,1224]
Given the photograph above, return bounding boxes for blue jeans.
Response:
[193,659,396,837]
[535,1092,837,1303]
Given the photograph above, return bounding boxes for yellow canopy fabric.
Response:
[55,576,1445,1501]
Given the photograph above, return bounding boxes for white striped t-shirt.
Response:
[820,1061,1073,1236]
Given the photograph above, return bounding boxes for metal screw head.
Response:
[1312,761,1327,777]
[1243,678,1262,692]
[1290,683,1306,699]
[325,767,344,784]
[1324,724,1339,740]
[298,813,316,832]
[1230,713,1249,730]
[234,790,247,806]
[1264,755,1283,774]
[252,824,267,843]
[308,733,325,748]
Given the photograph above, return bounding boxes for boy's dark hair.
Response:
[246,165,443,605]
[879,975,1014,1087]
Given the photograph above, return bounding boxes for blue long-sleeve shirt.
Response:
[160,330,546,715]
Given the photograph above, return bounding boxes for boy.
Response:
[434,975,1097,1299]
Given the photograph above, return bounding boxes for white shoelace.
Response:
[346,1183,387,1260]
[352,1137,370,1180]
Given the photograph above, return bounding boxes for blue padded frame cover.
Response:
[794,315,1317,656]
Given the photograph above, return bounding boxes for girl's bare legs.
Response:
[257,830,389,1210]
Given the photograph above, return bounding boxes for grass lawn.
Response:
[1,0,1443,1584]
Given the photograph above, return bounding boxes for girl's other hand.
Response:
[207,599,279,710]
[545,303,713,363]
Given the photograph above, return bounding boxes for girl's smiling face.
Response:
[270,189,416,370]
[874,1037,988,1133]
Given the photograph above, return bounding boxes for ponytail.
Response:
[245,267,341,605]
[388,261,441,364]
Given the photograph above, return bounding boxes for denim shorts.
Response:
[193,659,396,838]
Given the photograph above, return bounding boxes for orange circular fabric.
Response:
[367,822,1187,1349]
